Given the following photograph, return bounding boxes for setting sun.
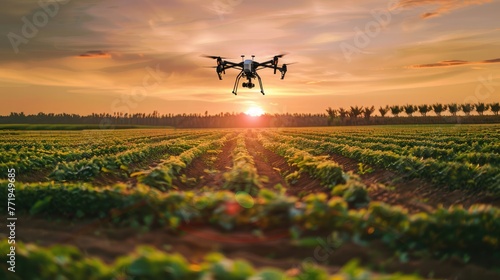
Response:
[245,106,265,117]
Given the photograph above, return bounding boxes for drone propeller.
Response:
[202,55,226,67]
[272,53,287,74]
[280,62,294,80]
[202,55,228,76]
[202,55,227,59]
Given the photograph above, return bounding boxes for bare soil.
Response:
[244,130,327,196]
[173,137,237,191]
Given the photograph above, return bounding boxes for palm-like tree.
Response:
[390,105,403,117]
[326,107,337,118]
[490,102,500,116]
[418,105,431,117]
[349,106,363,118]
[403,104,417,117]
[432,103,447,116]
[326,107,337,125]
[378,105,389,117]
[338,107,349,121]
[362,106,375,120]
[448,103,459,116]
[461,104,474,116]
[475,103,489,116]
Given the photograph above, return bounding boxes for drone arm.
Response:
[257,60,274,67]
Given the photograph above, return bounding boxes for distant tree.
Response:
[378,105,389,117]
[432,103,447,116]
[362,106,375,120]
[418,105,431,117]
[403,104,417,117]
[490,102,500,116]
[326,107,337,125]
[461,104,474,116]
[390,105,403,117]
[475,103,489,116]
[349,106,363,118]
[338,108,349,121]
[447,103,459,116]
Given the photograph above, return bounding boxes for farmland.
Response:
[1,125,500,279]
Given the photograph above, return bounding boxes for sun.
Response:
[245,106,265,117]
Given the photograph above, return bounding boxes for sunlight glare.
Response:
[245,106,265,117]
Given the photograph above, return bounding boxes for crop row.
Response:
[284,127,500,154]
[0,129,191,150]
[222,133,264,196]
[49,133,227,182]
[0,130,203,177]
[286,130,500,156]
[135,133,232,191]
[3,181,498,258]
[285,131,500,166]
[263,131,500,193]
[0,241,421,280]
[257,133,370,207]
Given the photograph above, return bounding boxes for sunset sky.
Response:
[1,0,499,115]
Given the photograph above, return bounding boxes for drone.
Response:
[203,54,290,95]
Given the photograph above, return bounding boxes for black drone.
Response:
[204,54,290,95]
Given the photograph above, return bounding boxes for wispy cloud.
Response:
[409,57,500,68]
[396,0,492,19]
[78,50,111,58]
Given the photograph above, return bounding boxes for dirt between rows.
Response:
[173,136,237,191]
[173,130,326,196]
[244,130,328,196]
[5,214,500,280]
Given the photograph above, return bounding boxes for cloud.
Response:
[421,12,438,19]
[396,0,492,19]
[409,58,500,68]
[78,50,111,58]
[484,58,500,63]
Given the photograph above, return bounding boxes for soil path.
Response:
[173,136,237,191]
[245,130,327,196]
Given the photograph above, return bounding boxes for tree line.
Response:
[0,111,328,128]
[1,102,499,128]
[326,102,500,126]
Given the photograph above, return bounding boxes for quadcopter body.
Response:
[204,54,289,95]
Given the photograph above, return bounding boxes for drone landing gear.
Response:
[255,72,265,95]
[232,72,244,95]
[231,71,265,95]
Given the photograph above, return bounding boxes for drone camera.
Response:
[242,82,255,88]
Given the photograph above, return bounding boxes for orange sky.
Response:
[1,0,499,115]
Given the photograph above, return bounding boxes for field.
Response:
[1,125,500,279]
